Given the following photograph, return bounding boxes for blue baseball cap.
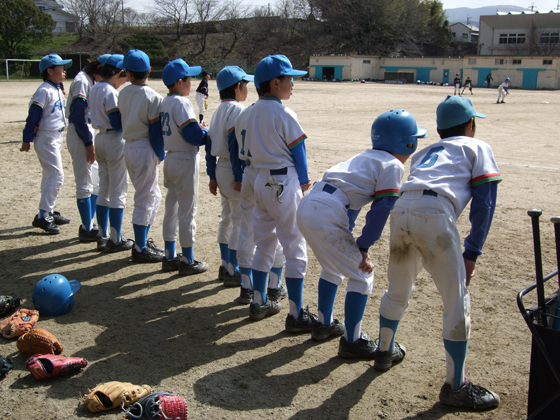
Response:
[162,59,201,86]
[254,55,307,85]
[97,54,111,65]
[123,49,150,72]
[217,66,254,91]
[104,54,124,69]
[39,54,72,73]
[436,95,486,130]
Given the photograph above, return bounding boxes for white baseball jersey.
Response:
[498,82,509,90]
[89,81,119,131]
[241,97,306,169]
[233,104,255,165]
[208,99,245,159]
[30,81,66,131]
[323,149,404,211]
[401,136,502,217]
[119,82,162,140]
[65,71,94,120]
[161,93,199,153]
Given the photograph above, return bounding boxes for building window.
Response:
[462,33,468,39]
[468,58,477,64]
[452,32,456,38]
[471,35,479,43]
[500,33,525,44]
[543,59,553,65]
[38,5,46,10]
[540,33,560,44]
[512,59,522,64]
[363,60,371,64]
[495,59,505,65]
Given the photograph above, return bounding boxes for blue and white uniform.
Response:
[497,81,509,102]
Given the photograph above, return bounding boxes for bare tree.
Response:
[216,0,251,58]
[153,0,191,39]
[61,0,126,41]
[189,0,226,58]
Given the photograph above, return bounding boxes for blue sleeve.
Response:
[463,181,498,262]
[205,136,216,179]
[356,196,399,252]
[347,208,361,233]
[149,119,166,161]
[291,142,309,185]
[504,86,509,93]
[69,98,93,146]
[108,111,122,132]
[228,129,243,182]
[181,122,207,147]
[22,104,43,143]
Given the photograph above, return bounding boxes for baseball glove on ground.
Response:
[0,355,13,378]
[123,392,187,419]
[83,381,152,413]
[26,354,87,380]
[0,295,21,317]
[16,327,62,355]
[0,308,39,339]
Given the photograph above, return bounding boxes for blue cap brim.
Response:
[59,59,72,69]
[416,127,428,138]
[284,69,307,77]
[473,112,486,119]
[186,66,202,77]
[69,280,81,295]
[243,75,255,83]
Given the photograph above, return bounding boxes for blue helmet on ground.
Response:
[32,274,81,316]
[371,109,427,155]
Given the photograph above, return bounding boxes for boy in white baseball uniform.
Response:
[89,54,132,253]
[377,95,501,411]
[453,74,461,96]
[21,54,73,234]
[297,110,426,351]
[231,97,287,305]
[119,50,166,263]
[206,66,254,287]
[244,54,314,331]
[497,77,510,103]
[160,58,209,276]
[66,56,105,242]
[195,70,211,123]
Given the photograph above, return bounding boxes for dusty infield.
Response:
[1,80,559,420]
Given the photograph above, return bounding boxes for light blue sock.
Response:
[77,197,92,230]
[108,208,123,243]
[219,243,229,267]
[90,194,98,219]
[379,315,400,353]
[269,266,284,288]
[133,224,147,249]
[344,292,368,343]
[318,278,338,325]
[444,339,467,391]
[285,277,304,319]
[182,247,193,264]
[228,249,239,274]
[239,267,252,289]
[252,270,268,304]
[165,241,176,259]
[96,205,109,237]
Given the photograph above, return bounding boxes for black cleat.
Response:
[32,215,60,234]
[78,225,99,242]
[51,211,71,225]
[105,236,134,253]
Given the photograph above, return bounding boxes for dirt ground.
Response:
[0,79,559,420]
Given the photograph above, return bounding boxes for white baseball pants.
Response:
[195,92,205,116]
[216,158,241,249]
[379,190,471,342]
[252,167,307,278]
[297,181,374,295]
[95,130,128,209]
[497,87,507,102]
[34,129,64,213]
[162,151,199,248]
[67,123,99,199]
[124,139,161,226]
[237,165,284,268]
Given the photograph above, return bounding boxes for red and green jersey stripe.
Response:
[179,119,198,130]
[471,173,502,188]
[149,116,160,124]
[227,126,235,134]
[288,134,307,150]
[73,94,87,100]
[106,107,119,115]
[32,101,44,109]
[375,189,400,199]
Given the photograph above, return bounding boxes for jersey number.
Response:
[240,129,247,156]
[161,112,171,136]
[417,146,444,168]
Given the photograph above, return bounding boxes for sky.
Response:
[134,0,560,14]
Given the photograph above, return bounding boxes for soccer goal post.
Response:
[2,59,41,81]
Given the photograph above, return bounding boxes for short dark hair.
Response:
[41,66,56,81]
[219,80,248,100]
[258,75,287,95]
[438,118,475,139]
[127,69,150,81]
[166,76,189,89]
[84,60,102,76]
[101,64,122,80]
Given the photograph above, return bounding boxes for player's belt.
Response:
[270,168,287,175]
[423,189,438,197]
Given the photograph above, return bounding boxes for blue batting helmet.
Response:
[505,77,510,82]
[32,274,81,316]
[371,110,427,155]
